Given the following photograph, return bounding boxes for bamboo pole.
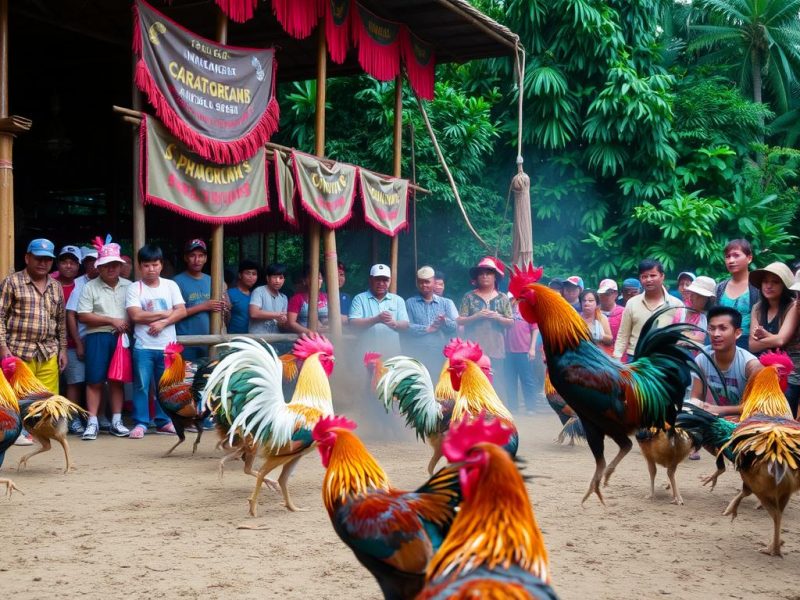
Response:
[209,10,228,338]
[131,56,145,279]
[0,0,11,276]
[389,75,402,293]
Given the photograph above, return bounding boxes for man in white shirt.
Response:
[125,244,187,439]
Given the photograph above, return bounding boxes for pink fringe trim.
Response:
[134,59,280,165]
[352,5,400,82]
[215,0,260,23]
[325,0,351,64]
[401,29,435,100]
[272,0,324,40]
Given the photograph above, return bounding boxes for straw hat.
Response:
[685,276,716,297]
[749,262,795,289]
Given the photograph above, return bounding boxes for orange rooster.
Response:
[378,339,516,475]
[364,352,387,394]
[418,415,558,599]
[2,356,85,473]
[720,352,800,556]
[312,415,461,599]
[203,334,335,517]
[0,369,22,496]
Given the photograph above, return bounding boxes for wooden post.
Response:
[0,0,12,277]
[131,56,145,280]
[389,75,403,293]
[209,10,228,337]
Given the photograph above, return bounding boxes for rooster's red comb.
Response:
[312,415,357,441]
[759,350,793,373]
[293,333,334,360]
[442,412,514,462]
[165,342,184,354]
[0,356,18,376]
[509,264,544,300]
[363,352,382,367]
[445,339,484,365]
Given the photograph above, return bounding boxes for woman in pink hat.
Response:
[457,257,513,397]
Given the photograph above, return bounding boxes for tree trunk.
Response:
[751,47,762,105]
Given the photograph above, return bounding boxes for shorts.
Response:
[85,332,117,385]
[65,347,85,385]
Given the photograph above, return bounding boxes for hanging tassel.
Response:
[401,28,436,100]
[131,3,142,55]
[272,0,324,39]
[215,0,260,23]
[325,0,351,64]
[352,3,401,82]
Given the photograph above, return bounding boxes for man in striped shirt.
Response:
[0,238,67,394]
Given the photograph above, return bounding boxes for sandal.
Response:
[129,425,146,439]
[156,422,176,435]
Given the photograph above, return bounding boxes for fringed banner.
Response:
[215,0,260,23]
[325,0,351,64]
[401,29,435,100]
[274,151,298,227]
[140,116,269,224]
[133,0,279,165]
[292,151,357,229]
[272,0,325,40]
[353,4,401,82]
[359,169,409,236]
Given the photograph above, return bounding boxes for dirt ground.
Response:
[1,411,797,599]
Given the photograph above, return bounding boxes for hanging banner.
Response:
[359,170,409,236]
[292,151,357,229]
[133,0,279,164]
[140,116,269,224]
[214,0,259,23]
[272,0,324,40]
[274,151,298,227]
[353,4,401,82]
[325,0,351,64]
[401,29,435,100]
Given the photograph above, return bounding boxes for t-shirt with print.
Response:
[126,278,185,350]
[174,272,211,337]
[694,346,758,406]
[288,292,329,328]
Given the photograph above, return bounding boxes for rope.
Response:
[514,41,526,168]
[415,94,491,250]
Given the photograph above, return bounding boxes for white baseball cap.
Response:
[370,264,391,278]
[597,278,618,294]
[80,246,98,260]
[58,245,82,261]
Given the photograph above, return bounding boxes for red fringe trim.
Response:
[352,5,400,82]
[401,29,435,101]
[272,0,324,40]
[132,3,142,56]
[133,59,280,165]
[325,0,351,64]
[291,152,356,230]
[139,115,270,225]
[215,0,260,23]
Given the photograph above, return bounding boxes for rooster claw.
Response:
[263,478,280,492]
[285,504,309,512]
[0,479,22,498]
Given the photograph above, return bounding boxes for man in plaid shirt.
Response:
[0,238,67,394]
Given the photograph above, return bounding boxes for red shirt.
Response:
[604,304,625,343]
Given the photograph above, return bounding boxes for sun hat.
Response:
[416,266,435,280]
[184,239,207,253]
[469,256,505,280]
[750,262,795,290]
[95,240,124,267]
[563,275,584,289]
[677,271,696,283]
[685,276,716,297]
[58,245,82,262]
[370,264,391,278]
[597,278,618,294]
[26,238,55,258]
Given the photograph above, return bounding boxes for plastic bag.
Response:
[108,333,133,383]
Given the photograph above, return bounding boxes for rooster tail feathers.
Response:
[23,395,86,425]
[279,353,299,382]
[377,356,441,439]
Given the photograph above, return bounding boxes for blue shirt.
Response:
[174,272,212,336]
[340,292,352,317]
[227,287,250,334]
[405,294,458,348]
[349,291,409,355]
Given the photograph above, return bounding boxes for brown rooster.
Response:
[635,427,695,505]
[2,356,85,473]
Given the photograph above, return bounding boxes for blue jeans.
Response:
[505,352,537,411]
[132,347,171,428]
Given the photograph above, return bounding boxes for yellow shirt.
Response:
[613,288,683,358]
[77,277,132,334]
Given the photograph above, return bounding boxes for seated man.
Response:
[689,306,763,417]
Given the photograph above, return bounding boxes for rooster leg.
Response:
[218,447,244,481]
[667,465,683,505]
[602,435,632,487]
[278,456,308,512]
[162,437,185,457]
[248,455,286,517]
[427,435,443,475]
[54,435,71,474]
[722,484,751,520]
[645,458,657,501]
[17,437,50,471]
[582,426,607,506]
[192,427,204,455]
[0,478,22,497]
[759,496,789,557]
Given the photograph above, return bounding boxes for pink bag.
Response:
[108,333,133,383]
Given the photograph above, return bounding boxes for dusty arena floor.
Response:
[1,412,797,599]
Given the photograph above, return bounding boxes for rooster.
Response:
[418,415,558,599]
[1,356,86,473]
[510,264,707,504]
[312,415,461,600]
[203,334,335,517]
[635,427,695,505]
[157,343,215,457]
[716,352,800,556]
[378,339,515,475]
[544,371,585,445]
[0,369,22,496]
[364,352,387,394]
